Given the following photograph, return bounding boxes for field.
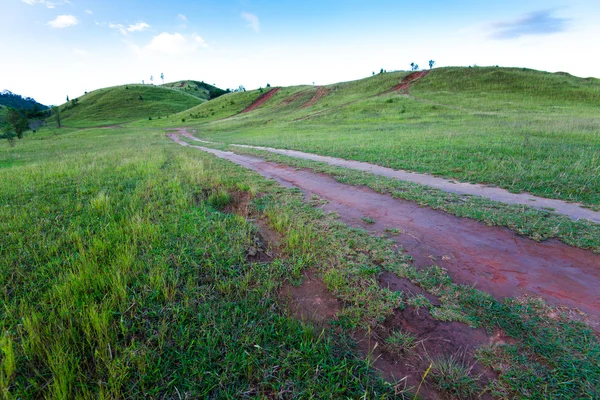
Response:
[2,66,600,399]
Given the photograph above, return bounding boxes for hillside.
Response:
[0,90,48,111]
[59,84,203,127]
[162,80,229,101]
[148,66,600,206]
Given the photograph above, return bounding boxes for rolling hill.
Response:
[0,90,48,111]
[161,80,229,101]
[59,84,205,127]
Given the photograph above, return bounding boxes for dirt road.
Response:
[168,129,600,327]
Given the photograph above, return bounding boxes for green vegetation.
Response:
[0,127,399,398]
[3,66,600,398]
[219,146,600,252]
[162,80,228,101]
[59,84,203,127]
[2,124,599,399]
[159,67,600,207]
[0,90,47,111]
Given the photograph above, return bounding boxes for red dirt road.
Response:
[167,131,600,329]
[301,86,327,108]
[241,88,281,113]
[389,70,430,93]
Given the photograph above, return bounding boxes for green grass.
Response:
[159,67,600,207]
[0,127,402,398]
[161,80,228,101]
[221,145,600,252]
[2,126,600,399]
[59,84,203,127]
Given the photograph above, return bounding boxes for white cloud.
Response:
[241,12,260,32]
[178,14,188,22]
[47,15,78,28]
[108,21,150,35]
[109,23,127,35]
[127,22,150,32]
[145,32,207,55]
[85,10,93,15]
[22,0,71,8]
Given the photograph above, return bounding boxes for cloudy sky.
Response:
[1,0,599,105]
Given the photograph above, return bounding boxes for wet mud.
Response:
[168,130,600,328]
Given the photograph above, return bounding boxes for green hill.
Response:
[59,84,204,127]
[162,80,229,101]
[147,66,600,206]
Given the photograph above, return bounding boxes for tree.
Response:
[2,124,16,146]
[52,106,61,128]
[410,63,419,71]
[429,60,436,69]
[150,75,154,84]
[66,95,69,102]
[161,72,164,84]
[266,83,271,88]
[6,108,28,139]
[142,80,145,85]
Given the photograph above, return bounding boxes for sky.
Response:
[1,0,599,105]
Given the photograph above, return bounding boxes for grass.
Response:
[155,67,600,207]
[161,80,228,101]
[59,84,203,127]
[0,126,403,398]
[429,355,481,399]
[221,145,600,252]
[2,126,600,398]
[384,331,418,354]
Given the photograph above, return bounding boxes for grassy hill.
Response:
[147,66,600,206]
[162,80,229,101]
[59,84,203,127]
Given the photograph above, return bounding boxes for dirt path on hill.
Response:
[168,129,600,328]
[241,88,281,113]
[388,70,430,93]
[301,86,327,108]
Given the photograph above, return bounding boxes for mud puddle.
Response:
[168,131,600,328]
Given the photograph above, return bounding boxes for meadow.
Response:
[156,67,600,207]
[2,66,600,399]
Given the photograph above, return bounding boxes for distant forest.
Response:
[0,90,48,111]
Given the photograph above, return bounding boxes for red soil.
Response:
[389,70,430,93]
[241,88,281,113]
[301,86,327,108]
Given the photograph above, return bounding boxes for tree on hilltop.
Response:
[429,60,436,69]
[161,73,164,84]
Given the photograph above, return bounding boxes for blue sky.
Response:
[1,0,599,105]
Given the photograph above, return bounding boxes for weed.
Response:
[429,355,481,399]
[385,330,417,353]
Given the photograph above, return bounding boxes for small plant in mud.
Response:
[385,330,417,353]
[207,188,231,209]
[407,294,432,311]
[429,355,482,399]
[361,216,375,224]
[384,228,401,235]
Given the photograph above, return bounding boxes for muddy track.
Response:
[241,88,281,113]
[387,70,430,94]
[178,134,600,223]
[168,129,600,328]
[300,86,327,108]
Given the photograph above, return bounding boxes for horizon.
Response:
[2,0,599,105]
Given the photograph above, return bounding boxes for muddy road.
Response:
[168,130,600,327]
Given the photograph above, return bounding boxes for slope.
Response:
[59,84,203,127]
[162,80,229,101]
[157,66,600,206]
